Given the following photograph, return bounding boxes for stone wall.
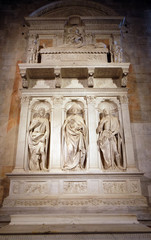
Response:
[0,0,151,207]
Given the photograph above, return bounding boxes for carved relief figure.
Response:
[112,41,123,63]
[28,107,50,171]
[27,35,39,63]
[62,103,88,170]
[64,25,84,47]
[96,107,125,170]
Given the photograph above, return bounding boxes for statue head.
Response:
[67,103,83,115]
[38,107,45,117]
[103,108,110,116]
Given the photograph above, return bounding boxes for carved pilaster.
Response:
[54,68,61,88]
[51,96,63,169]
[85,96,98,169]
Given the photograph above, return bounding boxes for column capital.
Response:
[85,96,96,105]
[21,96,31,105]
[52,96,64,105]
[119,95,128,104]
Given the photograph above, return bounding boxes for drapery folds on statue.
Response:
[62,103,88,170]
[97,108,125,170]
[28,108,50,171]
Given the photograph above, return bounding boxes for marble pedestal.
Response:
[2,172,147,217]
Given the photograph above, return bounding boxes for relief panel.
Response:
[103,181,127,194]
[24,182,48,195]
[63,181,87,194]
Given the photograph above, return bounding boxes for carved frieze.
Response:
[40,49,108,64]
[3,197,147,208]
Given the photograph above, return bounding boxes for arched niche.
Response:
[61,100,88,171]
[29,0,118,18]
[27,100,51,171]
[96,99,126,171]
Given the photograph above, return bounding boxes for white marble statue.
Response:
[28,107,50,171]
[112,41,123,63]
[96,109,124,170]
[27,35,39,63]
[62,103,88,170]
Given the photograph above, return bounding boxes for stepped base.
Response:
[0,213,151,234]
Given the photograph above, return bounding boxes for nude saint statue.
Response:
[62,103,88,170]
[28,107,50,171]
[96,109,125,170]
